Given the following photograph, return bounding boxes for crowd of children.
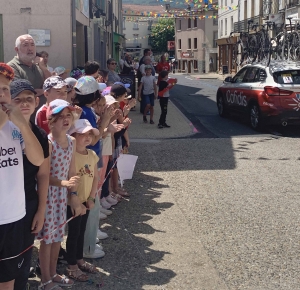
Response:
[0,54,177,290]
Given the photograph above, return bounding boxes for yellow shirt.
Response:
[75,149,99,203]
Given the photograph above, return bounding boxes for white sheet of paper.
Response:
[117,154,138,187]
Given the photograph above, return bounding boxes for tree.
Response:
[150,18,175,53]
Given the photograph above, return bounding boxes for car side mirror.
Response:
[224,76,233,83]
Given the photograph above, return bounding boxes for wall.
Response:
[1,0,72,69]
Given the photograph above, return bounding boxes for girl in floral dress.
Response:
[37,99,83,290]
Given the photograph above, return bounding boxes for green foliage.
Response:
[150,18,175,53]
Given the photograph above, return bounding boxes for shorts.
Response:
[143,93,155,107]
[0,218,25,282]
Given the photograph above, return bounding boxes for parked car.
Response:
[216,62,300,130]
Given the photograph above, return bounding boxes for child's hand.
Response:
[129,98,136,108]
[123,118,132,127]
[31,209,45,233]
[114,109,122,119]
[69,195,82,217]
[73,105,82,117]
[80,204,87,215]
[86,199,95,210]
[108,122,124,133]
[66,176,80,189]
[3,104,27,128]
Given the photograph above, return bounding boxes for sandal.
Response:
[38,280,62,290]
[78,261,99,274]
[111,192,123,202]
[52,274,74,287]
[117,189,130,197]
[66,268,89,282]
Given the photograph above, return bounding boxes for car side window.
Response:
[244,67,260,83]
[232,67,248,83]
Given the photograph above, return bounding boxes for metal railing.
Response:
[233,15,263,32]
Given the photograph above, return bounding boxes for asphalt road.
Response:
[170,75,300,138]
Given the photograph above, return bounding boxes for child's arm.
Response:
[154,79,158,99]
[7,104,44,166]
[31,155,50,233]
[86,162,98,210]
[138,81,143,99]
[123,130,130,148]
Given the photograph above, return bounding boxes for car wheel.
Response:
[249,102,263,131]
[217,94,228,117]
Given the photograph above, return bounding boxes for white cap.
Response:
[68,119,99,136]
[74,76,99,95]
[104,95,119,105]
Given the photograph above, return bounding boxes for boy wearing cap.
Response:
[66,119,100,278]
[9,79,50,290]
[138,65,157,124]
[54,66,70,80]
[35,76,68,134]
[0,63,44,290]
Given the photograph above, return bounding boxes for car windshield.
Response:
[273,70,300,84]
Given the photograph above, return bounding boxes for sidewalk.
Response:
[174,72,231,81]
[128,100,196,140]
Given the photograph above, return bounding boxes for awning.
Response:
[216,36,238,45]
[113,32,125,43]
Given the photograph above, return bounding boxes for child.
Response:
[37,99,83,290]
[157,71,177,129]
[74,76,112,258]
[0,63,44,290]
[65,77,77,103]
[35,76,68,134]
[66,119,100,281]
[138,65,157,124]
[9,79,50,290]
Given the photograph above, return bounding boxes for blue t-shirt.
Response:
[80,106,100,155]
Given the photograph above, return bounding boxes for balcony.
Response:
[233,15,263,32]
[124,42,142,49]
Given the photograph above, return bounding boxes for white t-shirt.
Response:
[141,75,156,95]
[0,121,26,225]
[102,133,112,156]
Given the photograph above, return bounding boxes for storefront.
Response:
[217,36,238,75]
[178,51,198,74]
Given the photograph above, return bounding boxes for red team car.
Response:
[216,62,300,130]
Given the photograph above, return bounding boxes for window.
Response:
[243,67,260,82]
[133,21,139,30]
[148,20,153,31]
[225,18,227,35]
[194,38,197,49]
[273,70,300,84]
[133,34,139,45]
[213,31,218,48]
[194,18,197,28]
[123,17,126,30]
[188,38,191,49]
[220,20,223,36]
[178,39,181,49]
[194,60,198,70]
[178,19,181,30]
[188,18,191,28]
[231,16,233,32]
[232,67,248,83]
[213,12,218,26]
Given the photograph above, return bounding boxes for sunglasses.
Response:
[110,62,117,65]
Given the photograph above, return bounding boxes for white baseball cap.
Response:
[68,119,99,136]
[104,95,119,105]
[74,76,99,95]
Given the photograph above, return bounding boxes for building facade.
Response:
[175,8,218,74]
[0,0,123,70]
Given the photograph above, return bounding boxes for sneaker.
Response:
[100,206,112,216]
[163,123,171,128]
[100,198,111,209]
[143,116,147,123]
[83,248,105,259]
[158,124,163,129]
[150,120,154,124]
[99,212,107,220]
[106,195,118,205]
[97,229,108,240]
[96,243,103,251]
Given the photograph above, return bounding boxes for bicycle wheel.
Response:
[248,35,257,63]
[290,32,300,61]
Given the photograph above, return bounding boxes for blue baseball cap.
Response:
[114,81,130,88]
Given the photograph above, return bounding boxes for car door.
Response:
[225,67,248,112]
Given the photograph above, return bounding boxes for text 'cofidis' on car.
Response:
[216,61,300,130]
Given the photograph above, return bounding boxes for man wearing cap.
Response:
[7,34,52,98]
[0,63,44,290]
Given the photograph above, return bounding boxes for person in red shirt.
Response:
[156,55,170,84]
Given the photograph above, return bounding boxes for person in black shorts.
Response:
[0,64,44,289]
[9,79,49,290]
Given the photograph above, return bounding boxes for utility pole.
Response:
[71,0,77,68]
